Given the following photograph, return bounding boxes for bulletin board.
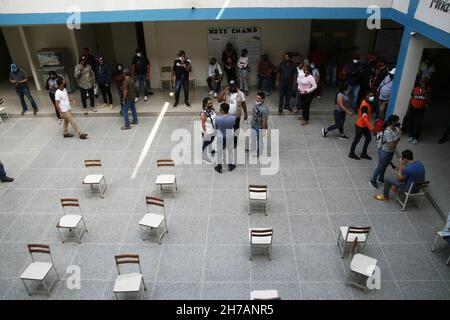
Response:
[207,26,261,82]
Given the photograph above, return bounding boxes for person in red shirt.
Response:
[349,91,376,160]
[407,79,431,145]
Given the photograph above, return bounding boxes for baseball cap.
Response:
[229,80,236,86]
[10,64,17,72]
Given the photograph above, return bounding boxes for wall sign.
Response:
[415,0,450,34]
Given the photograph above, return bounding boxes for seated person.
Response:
[374,149,425,201]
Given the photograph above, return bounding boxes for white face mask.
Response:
[136,53,142,57]
[368,96,375,102]
[353,59,359,64]
[311,64,316,69]
[256,100,263,105]
[117,67,123,71]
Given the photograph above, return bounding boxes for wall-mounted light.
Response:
[410,31,417,36]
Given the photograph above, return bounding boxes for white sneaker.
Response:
[144,96,148,101]
[134,97,139,103]
[321,128,327,137]
[109,104,114,110]
[58,119,62,124]
[202,159,212,165]
[407,137,414,143]
[412,139,418,145]
[213,92,218,98]
[209,90,214,95]
[102,103,108,108]
[89,106,97,112]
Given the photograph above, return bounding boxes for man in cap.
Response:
[9,63,39,115]
[74,55,97,115]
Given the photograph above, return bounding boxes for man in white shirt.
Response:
[54,78,88,139]
[207,57,223,98]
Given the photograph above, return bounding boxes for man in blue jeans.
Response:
[132,49,151,102]
[171,50,192,108]
[9,64,38,115]
[276,53,297,114]
[251,92,269,157]
[370,115,401,189]
[0,161,14,183]
[121,68,138,130]
[374,149,425,201]
[343,54,364,112]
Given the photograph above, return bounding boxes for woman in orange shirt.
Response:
[349,91,375,160]
[408,80,431,145]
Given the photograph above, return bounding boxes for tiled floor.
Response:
[0,89,449,300]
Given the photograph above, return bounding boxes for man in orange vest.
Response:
[349,91,376,160]
[407,79,431,145]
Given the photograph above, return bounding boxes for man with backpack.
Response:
[370,115,401,189]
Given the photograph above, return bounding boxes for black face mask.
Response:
[229,88,237,93]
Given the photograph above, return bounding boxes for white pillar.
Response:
[18,26,42,91]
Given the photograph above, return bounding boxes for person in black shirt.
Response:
[276,53,298,114]
[222,43,237,84]
[45,70,62,122]
[132,48,151,102]
[171,50,192,108]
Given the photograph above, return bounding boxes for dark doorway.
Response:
[0,28,12,80]
[135,22,147,55]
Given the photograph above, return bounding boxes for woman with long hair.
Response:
[321,83,354,139]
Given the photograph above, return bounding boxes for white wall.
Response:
[1,27,29,75]
[0,0,394,14]
[392,0,410,14]
[144,19,311,87]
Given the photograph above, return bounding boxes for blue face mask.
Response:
[10,64,18,73]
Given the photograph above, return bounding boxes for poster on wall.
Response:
[207,26,261,85]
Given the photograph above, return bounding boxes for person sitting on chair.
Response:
[374,149,425,201]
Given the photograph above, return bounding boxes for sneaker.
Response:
[79,133,88,139]
[213,92,218,98]
[349,153,360,160]
[214,165,223,173]
[109,104,114,110]
[209,90,214,95]
[185,102,191,108]
[412,139,418,145]
[321,128,327,137]
[0,176,14,183]
[360,154,372,160]
[121,126,131,130]
[89,107,97,112]
[173,103,178,108]
[369,180,379,189]
[407,137,414,143]
[58,119,62,124]
[228,164,236,172]
[202,159,212,165]
[134,97,139,103]
[33,109,38,115]
[102,103,108,108]
[63,133,74,138]
[131,121,138,125]
[339,134,349,140]
[144,96,148,101]
[374,194,389,201]
[21,110,27,116]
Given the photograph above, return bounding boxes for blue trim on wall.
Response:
[386,26,412,119]
[407,0,420,16]
[0,7,390,25]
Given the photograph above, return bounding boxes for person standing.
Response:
[171,50,192,108]
[407,79,431,145]
[132,48,151,102]
[311,62,321,99]
[257,54,273,96]
[121,68,138,130]
[374,149,425,201]
[251,92,269,157]
[200,97,217,164]
[54,78,88,139]
[45,71,62,123]
[377,68,396,120]
[207,57,223,98]
[321,83,354,139]
[217,80,248,149]
[214,103,237,173]
[238,49,250,96]
[222,43,237,84]
[276,53,298,114]
[115,64,125,115]
[0,161,14,183]
[349,91,376,160]
[297,65,317,126]
[95,56,113,110]
[343,54,364,112]
[9,63,38,115]
[370,115,401,189]
[74,55,97,115]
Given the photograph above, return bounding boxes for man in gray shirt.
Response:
[214,103,237,173]
[251,92,269,157]
[370,115,401,189]
[9,63,38,115]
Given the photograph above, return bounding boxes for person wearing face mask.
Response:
[276,53,298,114]
[321,83,354,139]
[45,71,62,123]
[310,62,321,99]
[74,55,97,115]
[171,50,192,108]
[238,49,250,96]
[250,92,269,157]
[9,63,39,115]
[343,54,364,112]
[349,91,376,160]
[95,56,113,110]
[370,115,401,189]
[132,49,151,103]
[297,65,317,126]
[407,79,431,145]
[377,68,396,120]
[200,97,217,164]
[207,57,223,98]
[222,43,238,84]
